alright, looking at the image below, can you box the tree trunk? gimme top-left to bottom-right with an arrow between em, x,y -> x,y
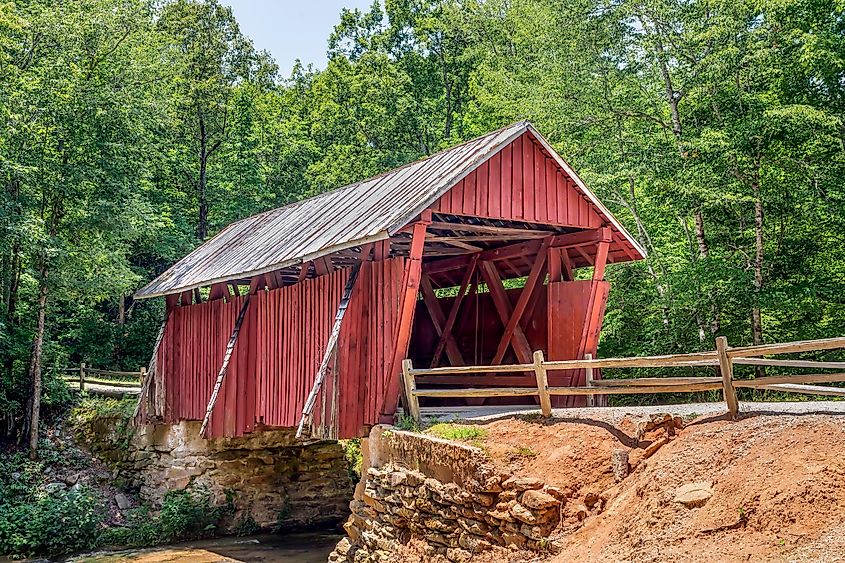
752,181 -> 764,346
118,293 -> 125,325
27,258 -> 48,459
197,116 -> 209,241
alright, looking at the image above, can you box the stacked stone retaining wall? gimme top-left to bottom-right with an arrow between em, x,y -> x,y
331,426 -> 564,562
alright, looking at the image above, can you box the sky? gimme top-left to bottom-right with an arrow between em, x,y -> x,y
225,0 -> 375,76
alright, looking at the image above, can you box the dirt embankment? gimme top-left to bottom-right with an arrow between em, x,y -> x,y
458,410 -> 845,562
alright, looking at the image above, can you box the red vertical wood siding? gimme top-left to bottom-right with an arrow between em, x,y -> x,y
546,280 -> 610,407
156,258 -> 406,439
430,132 -> 602,229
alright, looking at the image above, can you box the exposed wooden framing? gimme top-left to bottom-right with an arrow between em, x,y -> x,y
425,228 -> 611,275
315,256 -> 333,276
491,238 -> 552,365
180,290 -> 192,306
548,247 -> 562,282
426,234 -> 482,252
209,283 -> 228,301
248,274 -> 265,295
431,255 -> 479,368
419,274 -> 465,366
298,262 -> 309,282
199,296 -> 252,436
380,211 -> 431,422
193,288 -> 202,304
427,221 -> 553,238
592,239 -> 610,280
716,336 -> 739,417
574,245 -> 593,265
479,260 -> 533,364
560,249 -> 574,281
296,261 -> 363,438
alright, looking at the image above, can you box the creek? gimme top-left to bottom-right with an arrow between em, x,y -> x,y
64,532 -> 342,563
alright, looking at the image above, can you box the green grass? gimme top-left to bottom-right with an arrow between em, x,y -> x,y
425,423 -> 488,441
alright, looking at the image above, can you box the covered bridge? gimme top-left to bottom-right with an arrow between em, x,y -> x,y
134,121 -> 645,439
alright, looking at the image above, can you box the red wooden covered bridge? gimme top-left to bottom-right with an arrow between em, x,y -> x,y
134,122 -> 645,440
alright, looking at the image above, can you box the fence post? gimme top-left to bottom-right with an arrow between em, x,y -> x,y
584,353 -> 595,407
79,362 -> 86,392
533,350 -> 552,417
139,366 -> 147,385
716,336 -> 739,418
402,359 -> 422,423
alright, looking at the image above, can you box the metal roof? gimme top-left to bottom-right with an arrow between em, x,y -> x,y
135,121 -> 645,299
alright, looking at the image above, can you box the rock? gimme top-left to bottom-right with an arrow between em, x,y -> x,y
674,481 -> 713,508
502,476 -> 544,491
115,493 -> 132,510
510,503 -> 538,524
473,492 -> 496,507
63,472 -> 80,486
643,436 -> 668,459
502,531 -> 527,548
446,547 -> 472,562
521,489 -> 558,510
387,471 -> 406,487
44,482 -> 67,494
572,502 -> 589,521
583,491 -> 599,508
611,449 -> 629,482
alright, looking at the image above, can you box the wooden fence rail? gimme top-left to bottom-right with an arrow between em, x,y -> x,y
57,363 -> 145,393
402,335 -> 845,422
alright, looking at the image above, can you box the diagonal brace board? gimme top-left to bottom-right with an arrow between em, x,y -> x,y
296,261 -> 362,438
199,296 -> 252,436
419,274 -> 465,367
430,254 -> 479,368
479,260 -> 533,364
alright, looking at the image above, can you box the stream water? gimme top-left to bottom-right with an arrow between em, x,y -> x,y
64,533 -> 342,563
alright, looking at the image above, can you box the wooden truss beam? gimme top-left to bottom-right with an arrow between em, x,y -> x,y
425,227 -> 612,276
479,260 -> 533,364
490,237 -> 552,365
419,274 -> 465,367
430,254 -> 478,368
426,221 -> 553,238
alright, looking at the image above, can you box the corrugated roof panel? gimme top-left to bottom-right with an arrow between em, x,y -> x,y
135,121 -> 645,299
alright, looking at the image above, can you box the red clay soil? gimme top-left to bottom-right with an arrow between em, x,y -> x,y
448,413 -> 845,562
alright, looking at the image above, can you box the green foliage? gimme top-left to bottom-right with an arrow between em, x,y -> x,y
69,397 -> 136,450
426,423 -> 488,442
340,438 -> 363,481
394,414 -> 421,432
0,486 -> 105,558
100,487 -> 233,548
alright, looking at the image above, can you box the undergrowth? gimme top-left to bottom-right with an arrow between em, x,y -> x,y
426,423 -> 488,441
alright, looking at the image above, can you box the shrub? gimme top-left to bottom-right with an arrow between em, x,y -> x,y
0,486 -> 106,559
99,487 -> 233,548
340,438 -> 362,481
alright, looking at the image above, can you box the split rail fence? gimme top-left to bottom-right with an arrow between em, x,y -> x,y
401,336 -> 845,422
56,363 -> 144,395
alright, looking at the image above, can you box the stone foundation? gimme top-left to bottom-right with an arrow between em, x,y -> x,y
331,426 -> 563,562
81,417 -> 353,530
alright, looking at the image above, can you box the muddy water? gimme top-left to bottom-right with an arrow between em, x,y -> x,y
66,533 -> 342,563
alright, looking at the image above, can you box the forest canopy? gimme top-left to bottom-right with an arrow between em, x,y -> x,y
1,0 -> 844,441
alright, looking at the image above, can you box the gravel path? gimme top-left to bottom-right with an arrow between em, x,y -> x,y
420,400 -> 845,425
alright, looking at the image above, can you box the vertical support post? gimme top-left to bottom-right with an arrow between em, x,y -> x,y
79,362 -> 86,392
139,366 -> 147,385
402,359 -> 421,422
380,211 -> 431,423
716,336 -> 739,418
533,350 -> 552,417
584,353 -> 594,407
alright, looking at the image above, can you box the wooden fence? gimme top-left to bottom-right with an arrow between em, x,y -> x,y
401,336 -> 845,422
56,363 -> 144,395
